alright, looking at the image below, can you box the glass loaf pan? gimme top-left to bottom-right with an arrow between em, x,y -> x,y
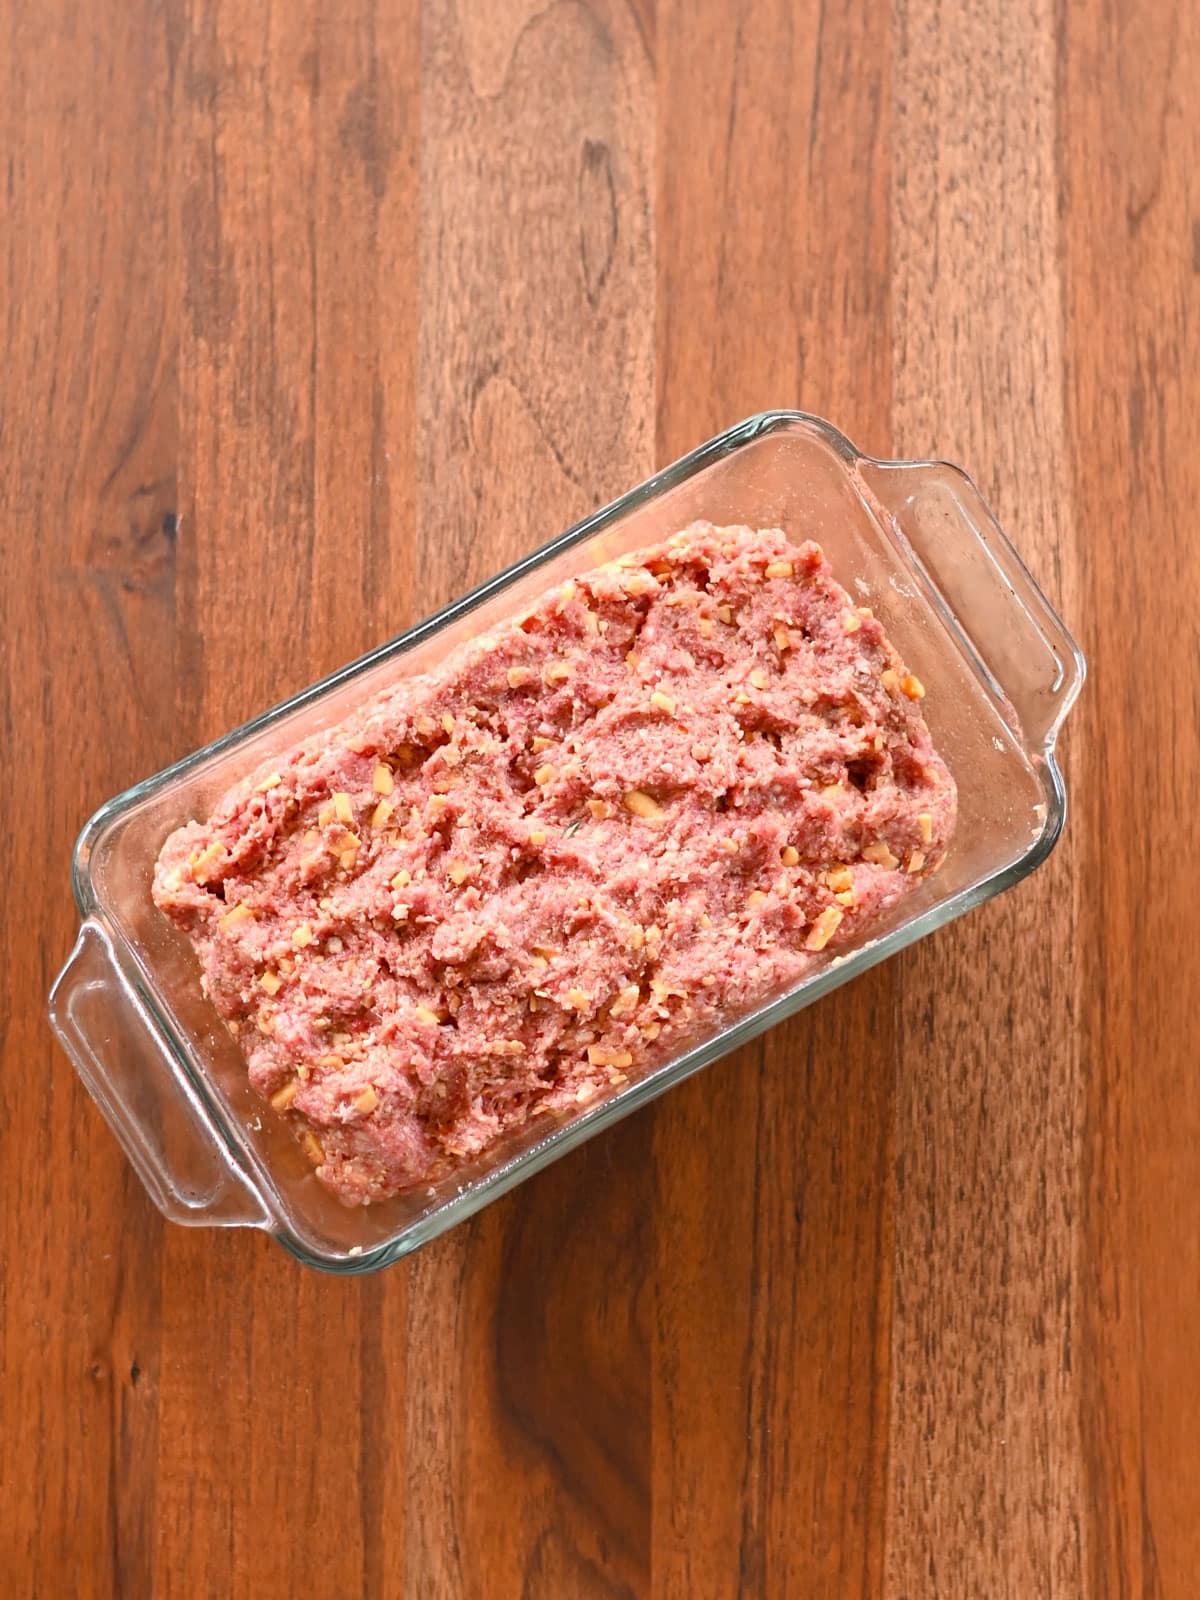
48,412 -> 1084,1273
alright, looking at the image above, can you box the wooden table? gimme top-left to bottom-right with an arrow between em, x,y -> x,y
4,1 -> 1197,1593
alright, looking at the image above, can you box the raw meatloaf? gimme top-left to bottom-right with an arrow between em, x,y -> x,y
154,523 -> 956,1204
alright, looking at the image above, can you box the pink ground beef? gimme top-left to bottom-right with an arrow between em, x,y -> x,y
154,523 -> 956,1205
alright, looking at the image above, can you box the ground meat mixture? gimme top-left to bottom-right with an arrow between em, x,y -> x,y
154,523 -> 957,1204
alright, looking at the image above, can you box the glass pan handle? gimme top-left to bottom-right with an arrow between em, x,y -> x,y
49,920 -> 268,1227
858,457 -> 1085,750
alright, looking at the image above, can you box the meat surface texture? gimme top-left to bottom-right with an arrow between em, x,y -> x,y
153,523 -> 957,1204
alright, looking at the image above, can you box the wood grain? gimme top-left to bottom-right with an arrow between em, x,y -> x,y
653,1 -> 896,1594
1,2 -> 178,1592
886,0 -> 1086,1592
1063,1 -> 1200,1594
3,0 -> 1199,1595
155,4 -> 420,1595
406,3 -> 654,1595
